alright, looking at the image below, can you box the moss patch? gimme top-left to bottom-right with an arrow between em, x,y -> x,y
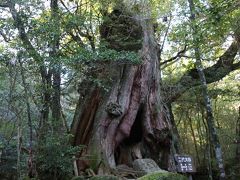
138,171 -> 188,180
72,175 -> 119,180
90,175 -> 119,180
71,176 -> 85,180
100,5 -> 143,51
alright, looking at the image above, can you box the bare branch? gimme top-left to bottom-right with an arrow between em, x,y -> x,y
0,30 -> 10,42
160,45 -> 187,66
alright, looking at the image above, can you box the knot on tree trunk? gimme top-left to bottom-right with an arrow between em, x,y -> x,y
105,102 -> 123,117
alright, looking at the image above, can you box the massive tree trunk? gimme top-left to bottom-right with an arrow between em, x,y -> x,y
70,1 -> 240,175
71,7 -> 172,174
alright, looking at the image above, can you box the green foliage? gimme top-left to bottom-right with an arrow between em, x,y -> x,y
65,48 -> 141,65
0,0 -> 240,179
71,176 -> 86,180
90,175 -> 119,180
174,71 -> 240,177
72,175 -> 119,180
37,133 -> 83,180
138,171 -> 188,180
0,143 -> 18,180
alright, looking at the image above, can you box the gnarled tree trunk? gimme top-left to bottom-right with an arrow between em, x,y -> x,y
71,6 -> 172,175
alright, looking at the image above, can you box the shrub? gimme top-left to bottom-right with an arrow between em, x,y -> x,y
36,133 -> 83,180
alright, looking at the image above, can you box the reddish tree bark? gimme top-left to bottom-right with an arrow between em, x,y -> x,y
71,10 -> 172,174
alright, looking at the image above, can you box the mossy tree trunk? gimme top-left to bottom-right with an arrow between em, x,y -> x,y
71,7 -> 172,174
70,1 -> 240,175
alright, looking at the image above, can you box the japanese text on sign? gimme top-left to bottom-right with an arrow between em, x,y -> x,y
175,155 -> 196,173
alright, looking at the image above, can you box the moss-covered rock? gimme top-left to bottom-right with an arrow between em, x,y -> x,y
138,171 -> 188,180
72,175 -> 119,180
90,175 -> 119,180
71,176 -> 86,180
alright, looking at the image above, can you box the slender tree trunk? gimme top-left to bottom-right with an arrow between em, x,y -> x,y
188,0 -> 226,179
196,103 -> 204,155
165,103 -> 179,172
235,107 -> 240,176
207,139 -> 213,180
182,112 -> 189,153
201,105 -> 213,180
18,56 -> 35,178
187,112 -> 200,164
167,103 -> 181,154
7,60 -> 22,179
17,115 -> 22,180
50,0 -> 61,130
38,71 -> 51,136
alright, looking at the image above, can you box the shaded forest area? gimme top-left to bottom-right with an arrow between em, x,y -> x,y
0,0 -> 240,179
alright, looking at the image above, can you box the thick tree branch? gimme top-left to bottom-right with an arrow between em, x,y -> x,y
165,36 -> 240,102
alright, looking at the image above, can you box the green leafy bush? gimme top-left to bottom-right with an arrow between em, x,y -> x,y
36,133 -> 83,180
0,142 -> 18,180
138,171 -> 188,180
